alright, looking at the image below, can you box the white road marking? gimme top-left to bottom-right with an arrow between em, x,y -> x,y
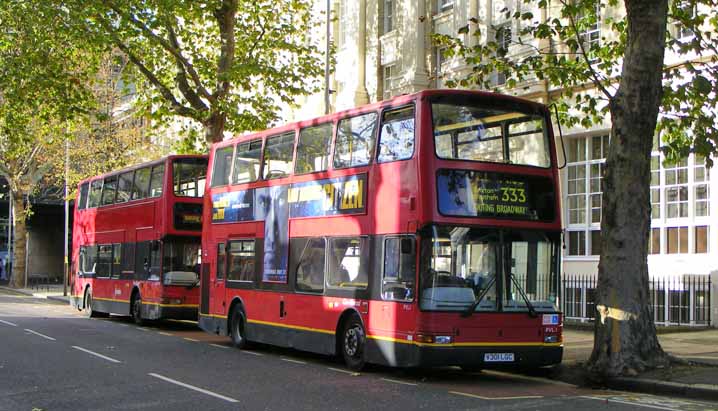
381,377 -> 418,386
241,350 -> 263,356
280,358 -> 306,365
580,395 -> 707,411
24,329 -> 56,341
183,337 -> 199,342
138,328 -> 149,332
328,367 -> 359,376
71,346 -> 122,363
450,391 -> 543,400
148,373 -> 239,403
0,319 -> 18,327
210,344 -> 229,349
482,370 -> 576,387
158,332 -> 173,336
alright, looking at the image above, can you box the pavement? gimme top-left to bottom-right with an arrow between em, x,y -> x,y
1,284 -> 716,401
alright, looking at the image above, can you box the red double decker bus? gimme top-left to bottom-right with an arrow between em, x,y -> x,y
70,155 -> 207,324
200,90 -> 563,370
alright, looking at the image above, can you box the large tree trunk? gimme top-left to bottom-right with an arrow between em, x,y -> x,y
10,194 -> 28,289
204,111 -> 227,144
588,0 -> 670,377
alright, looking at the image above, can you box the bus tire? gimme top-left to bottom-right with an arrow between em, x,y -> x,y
131,292 -> 144,326
341,314 -> 366,371
84,290 -> 107,318
229,306 -> 248,349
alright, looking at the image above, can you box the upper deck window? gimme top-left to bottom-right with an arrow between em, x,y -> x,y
295,123 -> 332,174
174,158 -> 207,197
211,147 -> 233,187
101,175 -> 118,206
377,106 -> 415,163
232,140 -> 262,184
335,113 -> 377,168
78,183 -> 89,210
88,180 -> 103,208
432,101 -> 551,168
116,171 -> 134,203
263,132 -> 295,179
131,167 -> 151,200
149,164 -> 165,197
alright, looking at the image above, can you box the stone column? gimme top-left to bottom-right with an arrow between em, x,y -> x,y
354,0 -> 370,105
409,0 -> 430,90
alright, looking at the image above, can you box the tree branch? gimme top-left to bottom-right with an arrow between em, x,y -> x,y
106,2 -> 212,101
214,0 -> 238,99
560,0 -> 614,100
166,21 -> 209,111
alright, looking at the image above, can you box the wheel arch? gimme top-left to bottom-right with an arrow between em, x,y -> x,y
334,308 -> 365,356
82,284 -> 92,309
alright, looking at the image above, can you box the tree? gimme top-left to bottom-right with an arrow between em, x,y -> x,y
435,0 -> 717,377
64,0 -> 326,146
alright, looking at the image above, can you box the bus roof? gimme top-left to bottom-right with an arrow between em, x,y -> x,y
215,89 -> 548,149
78,154 -> 207,186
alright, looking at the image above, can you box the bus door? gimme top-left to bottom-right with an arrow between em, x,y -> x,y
211,241 -> 227,316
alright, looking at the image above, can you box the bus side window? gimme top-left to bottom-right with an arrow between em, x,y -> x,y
79,246 -> 87,275
148,240 -> 161,280
216,242 -> 226,281
211,146 -> 234,187
295,123 -> 332,174
111,244 -> 122,279
135,241 -> 150,280
327,237 -> 368,289
88,180 -> 103,208
101,175 -> 118,206
295,238 -> 326,293
121,243 -> 135,279
232,140 -> 262,184
78,183 -> 89,210
96,244 -> 113,278
131,167 -> 151,200
263,132 -> 295,179
116,171 -> 134,203
149,164 -> 165,198
335,112 -> 377,169
227,240 -> 255,282
382,236 -> 416,301
377,106 -> 415,163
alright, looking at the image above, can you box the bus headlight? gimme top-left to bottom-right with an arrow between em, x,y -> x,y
544,335 -> 560,343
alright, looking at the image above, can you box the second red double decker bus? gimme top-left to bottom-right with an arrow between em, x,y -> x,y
200,89 -> 563,370
70,155 -> 207,324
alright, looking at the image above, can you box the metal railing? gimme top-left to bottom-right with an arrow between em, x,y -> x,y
562,274 -> 711,327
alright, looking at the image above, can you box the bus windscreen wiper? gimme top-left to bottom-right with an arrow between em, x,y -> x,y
461,274 -> 497,318
508,272 -> 538,318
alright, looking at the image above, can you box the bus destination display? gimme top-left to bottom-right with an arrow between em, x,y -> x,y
437,169 -> 555,221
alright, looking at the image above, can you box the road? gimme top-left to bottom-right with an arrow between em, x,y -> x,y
0,290 -> 716,411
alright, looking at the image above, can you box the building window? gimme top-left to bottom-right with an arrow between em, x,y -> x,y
650,155 -> 661,219
665,158 -> 688,218
382,64 -> 395,99
695,226 -> 708,253
438,0 -> 454,12
675,1 -> 697,40
494,23 -> 512,85
567,231 -> 586,256
666,226 -> 688,254
435,46 -> 448,78
649,228 -> 661,254
565,134 -> 607,257
694,155 -> 710,217
578,2 -> 601,52
383,0 -> 394,34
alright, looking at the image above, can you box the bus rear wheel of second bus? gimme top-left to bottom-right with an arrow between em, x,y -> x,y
341,315 -> 366,371
230,306 -> 248,349
131,293 -> 144,326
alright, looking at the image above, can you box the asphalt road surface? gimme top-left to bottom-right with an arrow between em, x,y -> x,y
1,291 -> 716,411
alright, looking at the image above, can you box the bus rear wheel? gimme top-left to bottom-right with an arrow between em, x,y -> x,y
341,315 -> 366,371
131,294 -> 144,326
230,306 -> 248,349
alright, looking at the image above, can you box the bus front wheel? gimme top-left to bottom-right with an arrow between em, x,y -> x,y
341,315 -> 366,371
230,306 -> 248,349
84,290 -> 107,318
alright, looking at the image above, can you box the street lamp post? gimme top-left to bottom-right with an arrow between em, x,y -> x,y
63,135 -> 69,296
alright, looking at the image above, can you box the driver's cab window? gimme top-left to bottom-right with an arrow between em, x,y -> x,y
421,227 -> 498,311
382,236 -> 415,301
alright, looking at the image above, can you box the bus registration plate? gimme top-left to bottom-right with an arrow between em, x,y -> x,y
484,353 -> 514,362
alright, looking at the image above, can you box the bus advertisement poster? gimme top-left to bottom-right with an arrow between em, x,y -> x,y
288,174 -> 367,218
